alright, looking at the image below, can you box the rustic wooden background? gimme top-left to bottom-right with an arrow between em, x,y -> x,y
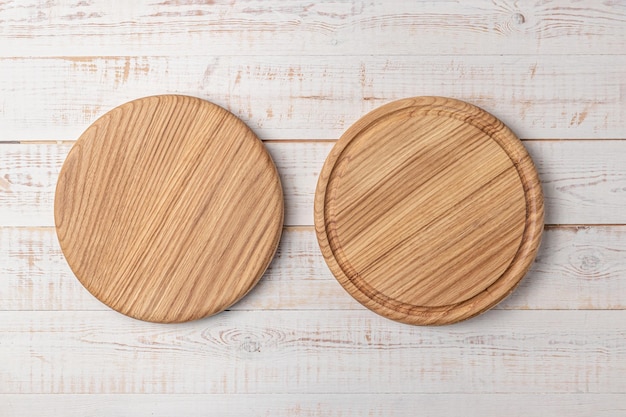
1,1 -> 625,415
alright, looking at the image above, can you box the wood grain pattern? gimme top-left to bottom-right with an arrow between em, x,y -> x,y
3,394 -> 626,417
3,226 -> 626,311
0,55 -> 624,141
0,0 -> 624,57
1,310 -> 624,394
315,97 -> 543,325
54,95 -> 283,323
3,140 -> 626,227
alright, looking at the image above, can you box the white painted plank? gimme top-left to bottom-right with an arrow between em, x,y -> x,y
2,226 -> 626,311
0,310 -> 624,394
521,226 -> 626,310
2,141 -> 626,226
2,394 -> 626,417
0,55 -> 623,141
526,141 -> 626,225
0,226 -> 358,312
0,142 -> 326,227
0,0 -> 624,57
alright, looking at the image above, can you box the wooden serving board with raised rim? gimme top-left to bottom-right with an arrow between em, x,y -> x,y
314,96 -> 544,325
54,95 -> 284,323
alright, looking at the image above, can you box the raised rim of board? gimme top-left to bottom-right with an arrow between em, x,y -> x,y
314,96 -> 544,325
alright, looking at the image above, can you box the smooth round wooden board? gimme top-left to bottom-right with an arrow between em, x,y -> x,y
315,97 -> 544,326
55,95 -> 284,323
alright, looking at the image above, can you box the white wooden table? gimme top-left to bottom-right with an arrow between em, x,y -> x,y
1,1 -> 625,415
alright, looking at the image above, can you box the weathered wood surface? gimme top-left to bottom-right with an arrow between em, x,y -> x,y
0,0 -> 624,57
2,141 -> 626,226
2,394 -> 626,417
2,226 -> 626,311
1,0 -> 625,413
0,310 -> 624,394
0,55 -> 623,141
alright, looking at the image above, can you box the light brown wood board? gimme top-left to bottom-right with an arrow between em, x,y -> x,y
315,97 -> 544,325
54,95 -> 284,323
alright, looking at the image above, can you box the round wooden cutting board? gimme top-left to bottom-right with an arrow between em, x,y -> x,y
315,97 -> 543,325
55,95 -> 284,323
